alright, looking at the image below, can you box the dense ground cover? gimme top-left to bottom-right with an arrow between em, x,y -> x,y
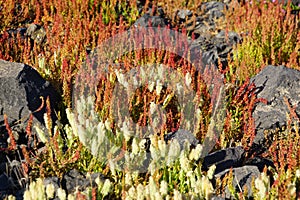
0,0 -> 300,199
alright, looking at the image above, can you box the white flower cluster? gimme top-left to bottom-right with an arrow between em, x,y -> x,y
254,172 -> 270,199
113,64 -> 197,133
21,176 -> 112,200
124,167 -> 214,200
68,95 -> 122,163
148,135 -> 181,174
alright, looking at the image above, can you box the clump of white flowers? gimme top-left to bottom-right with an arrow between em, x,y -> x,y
254,172 -> 270,199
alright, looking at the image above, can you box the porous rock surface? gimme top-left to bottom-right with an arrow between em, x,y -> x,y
251,65 -> 300,146
0,60 -> 61,198
215,165 -> 261,199
0,59 -> 60,145
133,1 -> 242,71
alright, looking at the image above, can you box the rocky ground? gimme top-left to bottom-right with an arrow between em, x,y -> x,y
1,0 -> 300,199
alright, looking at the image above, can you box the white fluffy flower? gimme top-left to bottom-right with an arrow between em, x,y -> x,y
127,186 -> 136,199
166,140 -> 180,166
125,173 -> 133,186
136,184 -> 145,200
105,120 -> 112,131
176,83 -> 184,95
156,80 -> 163,95
121,121 -> 133,141
296,169 -> 300,178
159,180 -> 168,196
115,69 -> 128,88
189,144 -> 203,161
101,179 -> 112,197
200,176 -> 214,199
207,165 -> 216,180
66,108 -> 78,137
155,192 -> 163,200
57,188 -> 66,200
149,102 -> 158,115
255,178 -> 266,198
185,72 -> 192,88
255,172 -> 270,199
173,189 -> 182,200
158,140 -> 167,157
149,176 -> 158,193
179,152 -> 190,172
148,81 -> 155,92
131,138 -> 139,155
46,184 -> 55,199
23,190 -> 31,200
139,139 -> 147,150
67,194 -> 76,200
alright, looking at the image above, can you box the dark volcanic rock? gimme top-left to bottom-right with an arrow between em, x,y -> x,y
134,8 -> 169,28
63,169 -> 104,192
43,169 -> 105,199
215,165 -> 260,198
164,129 -> 199,150
251,65 -> 300,145
202,146 -> 245,174
190,30 -> 241,70
245,157 -> 275,171
0,59 -> 61,146
200,1 -> 228,20
0,173 -> 11,191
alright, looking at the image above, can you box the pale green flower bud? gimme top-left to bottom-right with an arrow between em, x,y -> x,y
207,164 -> 216,180
288,183 -> 296,196
101,179 -> 112,197
35,125 -> 48,143
44,113 -> 52,134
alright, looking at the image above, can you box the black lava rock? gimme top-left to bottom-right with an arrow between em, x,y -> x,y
215,165 -> 261,198
202,146 -> 245,174
0,59 -> 61,147
251,65 -> 300,146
